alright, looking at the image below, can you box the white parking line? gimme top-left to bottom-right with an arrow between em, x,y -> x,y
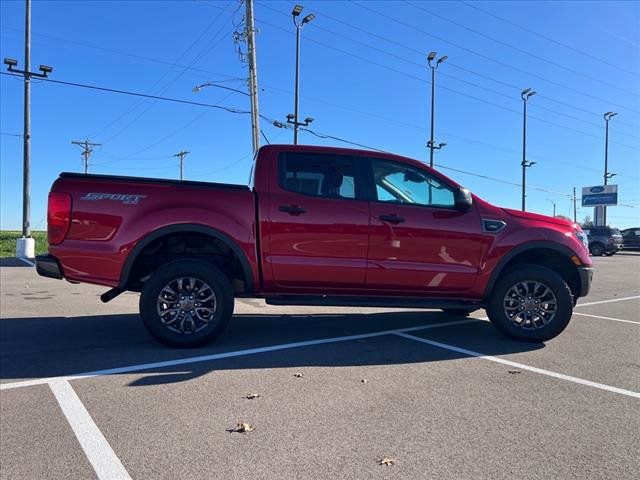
49,380 -> 132,480
573,312 -> 640,325
576,295 -> 640,307
394,332 -> 640,399
0,319 -> 478,391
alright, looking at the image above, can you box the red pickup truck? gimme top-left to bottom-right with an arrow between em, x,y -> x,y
36,144 -> 592,347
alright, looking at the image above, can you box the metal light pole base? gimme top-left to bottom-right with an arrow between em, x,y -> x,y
16,237 -> 35,259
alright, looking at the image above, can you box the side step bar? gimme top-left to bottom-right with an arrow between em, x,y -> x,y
265,295 -> 482,310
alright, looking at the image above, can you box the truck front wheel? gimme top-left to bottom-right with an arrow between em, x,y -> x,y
140,259 -> 234,348
486,265 -> 573,342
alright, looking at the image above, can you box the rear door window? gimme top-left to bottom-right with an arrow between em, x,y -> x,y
280,153 -> 359,199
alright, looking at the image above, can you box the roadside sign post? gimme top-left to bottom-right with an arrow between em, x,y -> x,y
581,185 -> 618,226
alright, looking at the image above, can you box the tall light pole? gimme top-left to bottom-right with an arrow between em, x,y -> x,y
603,111 -> 617,226
289,4 -> 315,144
521,88 -> 536,211
546,198 -> 556,217
3,0 -> 53,258
427,51 -> 447,168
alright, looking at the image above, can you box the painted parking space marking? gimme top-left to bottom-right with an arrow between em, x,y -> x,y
573,311 -> 640,325
394,332 -> 640,399
0,319 -> 478,391
49,380 -> 132,480
575,295 -> 640,307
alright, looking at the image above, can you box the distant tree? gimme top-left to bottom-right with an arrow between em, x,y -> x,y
582,216 -> 594,228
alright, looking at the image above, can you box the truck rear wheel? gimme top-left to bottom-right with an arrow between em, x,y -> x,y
140,259 -> 234,348
486,264 -> 573,342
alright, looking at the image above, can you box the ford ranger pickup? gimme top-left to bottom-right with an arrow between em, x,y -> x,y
36,144 -> 593,347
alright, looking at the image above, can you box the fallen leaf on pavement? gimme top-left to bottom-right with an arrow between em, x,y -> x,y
379,457 -> 395,466
508,370 -> 522,375
293,373 -> 304,378
361,379 -> 368,383
227,422 -> 255,433
245,393 -> 260,399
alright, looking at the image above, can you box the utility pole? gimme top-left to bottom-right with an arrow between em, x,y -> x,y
71,139 -> 101,174
174,150 -> 189,180
603,111 -> 617,226
572,187 -> 577,223
245,0 -> 260,155
520,88 -> 537,211
3,0 -> 53,258
288,5 -> 315,144
427,51 -> 447,168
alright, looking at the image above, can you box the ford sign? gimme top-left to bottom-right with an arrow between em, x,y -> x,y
582,185 -> 618,207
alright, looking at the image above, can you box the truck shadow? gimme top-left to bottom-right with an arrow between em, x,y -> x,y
0,311 -> 544,386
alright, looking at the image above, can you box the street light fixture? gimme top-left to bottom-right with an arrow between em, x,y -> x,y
546,198 -> 556,217
427,51 -> 447,167
288,4 -> 315,145
520,87 -> 537,211
192,81 -> 248,96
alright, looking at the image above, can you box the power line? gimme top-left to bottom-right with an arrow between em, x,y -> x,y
405,0 -> 639,95
3,69 -> 635,179
291,2 -> 639,131
0,71 -> 250,114
0,24 -> 244,82
6,11 -> 637,132
260,6 -> 639,140
350,1 -> 640,115
459,0 -> 640,78
88,2 -> 238,143
253,17 -> 639,149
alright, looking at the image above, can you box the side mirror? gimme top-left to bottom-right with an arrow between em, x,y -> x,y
454,187 -> 473,211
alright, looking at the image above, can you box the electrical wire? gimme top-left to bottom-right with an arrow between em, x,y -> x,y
290,2 -> 639,131
350,1 -> 640,115
258,5 -> 639,140
0,71 -> 250,114
405,0 -> 639,95
460,0 -> 640,78
254,17 -> 640,149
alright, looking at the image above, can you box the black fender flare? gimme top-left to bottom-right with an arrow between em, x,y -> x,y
483,241 -> 579,298
119,223 -> 255,293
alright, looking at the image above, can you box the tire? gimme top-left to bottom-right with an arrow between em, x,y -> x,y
441,308 -> 479,317
605,252 -> 616,256
486,264 -> 573,342
140,259 -> 234,348
589,242 -> 605,256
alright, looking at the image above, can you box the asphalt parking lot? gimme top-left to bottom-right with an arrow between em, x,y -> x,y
1,253 -> 639,480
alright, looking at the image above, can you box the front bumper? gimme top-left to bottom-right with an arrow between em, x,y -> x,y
577,266 -> 593,297
607,243 -> 623,253
35,254 -> 63,280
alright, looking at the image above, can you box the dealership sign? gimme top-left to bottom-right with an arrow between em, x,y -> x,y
581,185 -> 618,206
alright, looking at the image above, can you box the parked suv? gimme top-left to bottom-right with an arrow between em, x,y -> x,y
622,228 -> 640,250
583,226 -> 623,256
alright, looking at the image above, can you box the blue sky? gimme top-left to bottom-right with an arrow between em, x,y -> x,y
1,0 -> 639,231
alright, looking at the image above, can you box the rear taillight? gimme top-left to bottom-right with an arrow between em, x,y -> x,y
48,192 -> 72,245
